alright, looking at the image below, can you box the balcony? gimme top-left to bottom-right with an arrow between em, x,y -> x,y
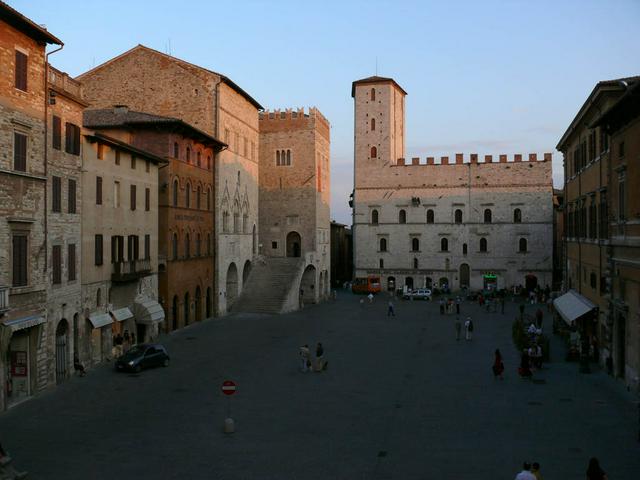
0,286 -> 9,315
112,259 -> 152,283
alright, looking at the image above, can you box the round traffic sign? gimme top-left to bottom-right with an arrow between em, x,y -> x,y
222,380 -> 236,396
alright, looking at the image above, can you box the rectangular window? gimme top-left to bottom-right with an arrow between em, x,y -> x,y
145,187 -> 150,211
68,178 -> 76,213
52,245 -> 62,284
599,191 -> 608,239
114,181 -> 120,208
68,244 -> 76,281
130,184 -> 137,211
52,116 -> 61,150
145,159 -> 150,173
12,234 -> 28,287
127,235 -> 139,261
131,155 -> 136,169
97,143 -> 104,160
115,150 -> 120,165
619,141 -> 625,158
272,241 -> 278,249
13,132 -> 27,171
65,123 -> 80,155
52,176 -> 62,212
96,176 -> 102,205
15,50 -> 27,91
144,234 -> 150,260
95,234 -> 103,266
619,177 -> 626,221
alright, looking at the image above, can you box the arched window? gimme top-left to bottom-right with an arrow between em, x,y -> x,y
370,87 -> 375,101
207,188 -> 211,211
412,238 -> 419,251
441,238 -> 448,251
172,233 -> 178,260
371,209 -> 379,225
514,208 -> 522,223
371,118 -> 376,131
207,233 -> 211,256
173,179 -> 179,207
185,233 -> 190,258
480,237 -> 488,252
427,209 -> 434,224
186,147 -> 191,163
196,151 -> 201,167
379,238 -> 387,252
196,186 -> 201,209
519,238 -> 527,253
196,233 -> 201,256
413,258 -> 418,269
484,208 -> 492,223
185,183 -> 191,208
455,209 -> 463,224
379,258 -> 384,269
276,150 -> 281,166
223,211 -> 229,233
286,150 -> 291,166
463,243 -> 468,255
173,142 -> 179,158
371,146 -> 377,158
207,155 -> 211,170
399,209 -> 406,224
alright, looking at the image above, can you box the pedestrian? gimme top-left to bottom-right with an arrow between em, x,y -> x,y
439,298 -> 445,315
123,330 -> 131,352
500,297 -> 505,314
535,308 -> 543,328
519,349 -> 532,378
455,296 -> 461,314
586,457 -> 608,480
299,344 -> 310,372
73,353 -> 86,377
455,316 -> 461,341
531,462 -> 542,480
131,332 -> 136,346
315,342 -> 326,371
367,292 -> 374,304
332,290 -> 337,301
492,349 -> 504,379
514,462 -> 536,480
464,317 -> 473,340
387,300 -> 395,317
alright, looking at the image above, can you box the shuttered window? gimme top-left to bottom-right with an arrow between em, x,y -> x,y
130,184 -> 137,211
65,123 -> 80,155
52,245 -> 62,284
96,176 -> 102,205
15,50 -> 27,91
145,188 -> 150,211
52,116 -> 62,150
95,234 -> 103,265
144,234 -> 150,260
68,179 -> 77,213
68,244 -> 76,281
52,176 -> 62,212
12,235 -> 28,286
14,132 -> 27,171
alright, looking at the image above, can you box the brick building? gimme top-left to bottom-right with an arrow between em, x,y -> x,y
84,107 -> 226,331
556,77 -> 639,384
351,76 -> 553,293
76,45 -> 262,315
0,3 -> 62,411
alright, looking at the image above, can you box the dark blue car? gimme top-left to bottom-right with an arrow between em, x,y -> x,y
115,344 -> 170,373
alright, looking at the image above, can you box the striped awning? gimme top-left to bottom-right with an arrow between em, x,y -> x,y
110,307 -> 133,322
88,312 -> 113,329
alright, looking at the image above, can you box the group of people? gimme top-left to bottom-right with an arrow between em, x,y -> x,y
299,342 -> 327,373
454,316 -> 474,341
515,458 -> 607,480
111,330 -> 136,359
439,296 -> 461,315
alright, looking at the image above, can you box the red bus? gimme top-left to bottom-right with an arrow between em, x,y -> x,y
351,276 -> 382,294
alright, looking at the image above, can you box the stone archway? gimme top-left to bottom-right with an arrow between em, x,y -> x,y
299,265 -> 317,306
226,263 -> 239,309
184,292 -> 190,326
195,286 -> 202,322
525,274 -> 538,292
286,231 -> 302,258
55,319 -> 69,384
206,287 -> 212,319
460,264 -> 470,289
242,260 -> 252,286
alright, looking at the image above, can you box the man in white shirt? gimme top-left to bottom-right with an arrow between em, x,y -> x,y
515,462 -> 536,480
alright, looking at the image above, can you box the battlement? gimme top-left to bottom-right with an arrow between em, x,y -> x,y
259,107 -> 330,139
395,152 -> 553,167
260,107 -> 329,125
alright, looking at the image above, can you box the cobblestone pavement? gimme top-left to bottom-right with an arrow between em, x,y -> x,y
1,292 -> 639,479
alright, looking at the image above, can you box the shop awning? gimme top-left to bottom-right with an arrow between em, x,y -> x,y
132,297 -> 165,325
2,314 -> 46,332
88,312 -> 113,329
553,290 -> 597,325
110,307 -> 133,322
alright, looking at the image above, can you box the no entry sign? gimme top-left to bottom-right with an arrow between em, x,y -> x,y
222,380 -> 236,396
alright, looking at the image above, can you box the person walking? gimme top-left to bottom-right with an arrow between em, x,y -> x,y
315,342 -> 325,372
586,457 -> 608,480
531,462 -> 543,480
464,317 -> 473,340
455,316 -> 462,341
367,293 -> 374,304
492,349 -> 504,379
299,344 -> 310,372
387,300 -> 395,317
455,296 -> 461,314
73,353 -> 86,377
439,298 -> 445,315
514,462 -> 536,480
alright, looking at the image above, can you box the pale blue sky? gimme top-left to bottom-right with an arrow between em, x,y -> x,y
15,0 -> 640,224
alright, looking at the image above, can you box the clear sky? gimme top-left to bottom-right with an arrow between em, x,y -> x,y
14,0 -> 640,224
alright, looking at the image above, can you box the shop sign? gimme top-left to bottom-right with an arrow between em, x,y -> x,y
10,351 -> 28,377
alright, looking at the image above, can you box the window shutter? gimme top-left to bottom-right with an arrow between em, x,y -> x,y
52,116 -> 61,150
12,235 -> 28,286
52,245 -> 61,284
145,188 -> 150,211
145,234 -> 150,260
15,51 -> 27,91
96,176 -> 102,205
68,179 -> 76,213
130,185 -> 136,211
52,176 -> 61,212
73,124 -> 80,155
68,244 -> 76,281
111,236 -> 117,264
14,132 -> 27,171
95,234 -> 103,266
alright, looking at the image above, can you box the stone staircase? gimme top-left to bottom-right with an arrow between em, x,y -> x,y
233,257 -> 305,314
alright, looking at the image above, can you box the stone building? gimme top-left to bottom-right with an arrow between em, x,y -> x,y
84,107 -> 226,331
45,66 -> 86,385
255,108 -> 331,306
351,76 -> 553,293
76,45 -> 262,315
556,77 -> 639,385
592,78 -> 640,390
79,129 -> 165,365
0,4 -> 62,411
330,221 -> 353,289
553,188 -> 565,290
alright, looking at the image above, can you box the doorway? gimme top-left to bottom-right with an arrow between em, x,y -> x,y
286,231 -> 302,257
459,264 -> 470,289
616,313 -> 626,378
55,319 -> 69,384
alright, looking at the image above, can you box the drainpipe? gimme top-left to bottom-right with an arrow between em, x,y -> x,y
214,81 -> 220,317
44,43 -> 64,272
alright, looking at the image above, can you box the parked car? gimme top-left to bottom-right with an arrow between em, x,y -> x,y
402,288 -> 432,301
115,344 -> 170,373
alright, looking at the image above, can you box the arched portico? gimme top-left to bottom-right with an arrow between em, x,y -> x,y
299,265 -> 317,306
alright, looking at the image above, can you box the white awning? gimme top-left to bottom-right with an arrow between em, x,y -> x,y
553,290 -> 597,325
3,314 -> 46,332
110,307 -> 133,322
132,297 -> 165,325
88,312 -> 113,329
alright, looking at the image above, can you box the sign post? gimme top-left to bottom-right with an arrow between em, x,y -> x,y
221,380 -> 236,434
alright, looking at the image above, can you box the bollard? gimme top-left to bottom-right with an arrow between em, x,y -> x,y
224,417 -> 235,434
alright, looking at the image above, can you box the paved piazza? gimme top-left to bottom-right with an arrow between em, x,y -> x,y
2,293 -> 639,480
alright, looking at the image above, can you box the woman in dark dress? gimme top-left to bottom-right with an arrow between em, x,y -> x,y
492,349 -> 504,379
519,349 -> 532,377
586,457 -> 608,480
